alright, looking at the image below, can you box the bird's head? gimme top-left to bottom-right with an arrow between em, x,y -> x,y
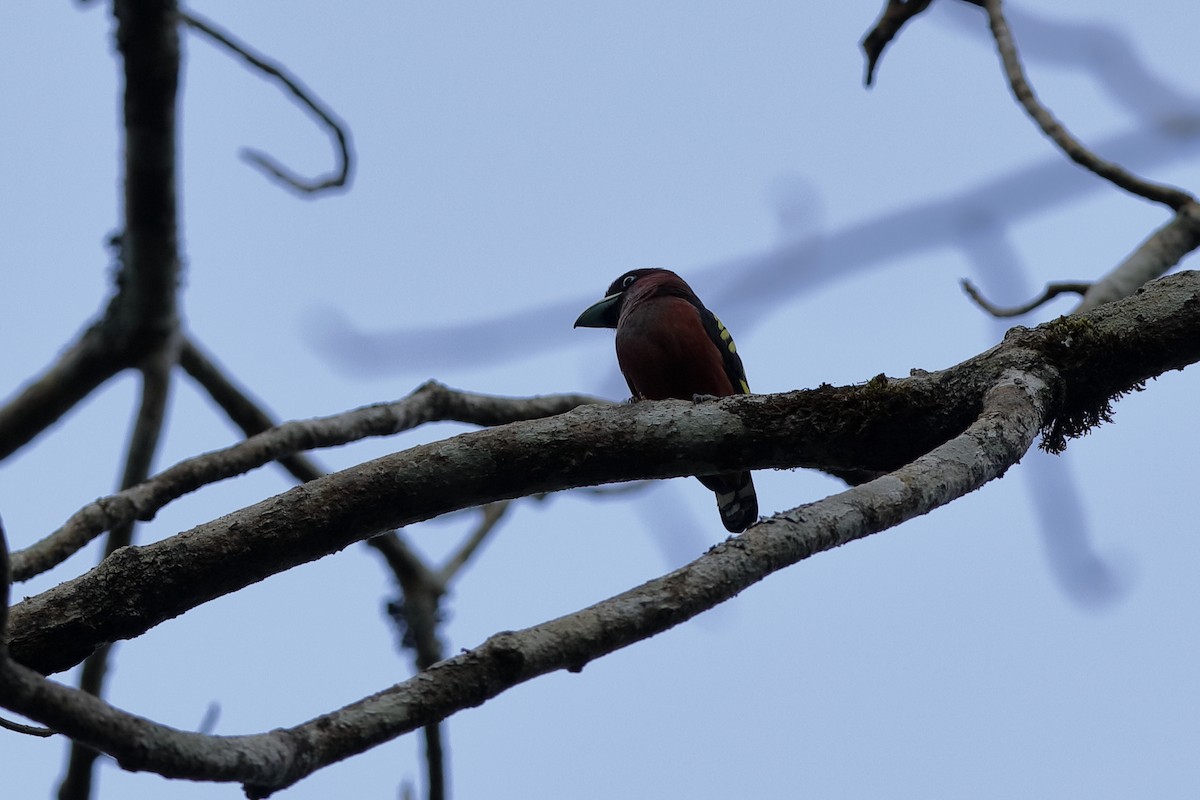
573,268 -> 688,329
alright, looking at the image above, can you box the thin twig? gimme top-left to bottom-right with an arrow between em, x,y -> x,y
422,722 -> 446,800
1,715 -> 55,737
1074,202 -> 1200,313
984,0 -> 1194,210
960,279 -> 1090,317
179,8 -> 353,195
438,502 -> 511,584
372,531 -> 448,800
179,338 -> 324,483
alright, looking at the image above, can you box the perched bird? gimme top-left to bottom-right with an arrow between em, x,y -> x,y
574,268 -> 758,532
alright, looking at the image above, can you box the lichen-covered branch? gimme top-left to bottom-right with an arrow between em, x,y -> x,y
7,270 -> 1200,677
0,363 -> 1052,797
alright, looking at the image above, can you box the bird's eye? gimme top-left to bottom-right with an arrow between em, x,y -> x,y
622,274 -> 637,288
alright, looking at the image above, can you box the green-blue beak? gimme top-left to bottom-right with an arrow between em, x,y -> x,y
573,293 -> 622,329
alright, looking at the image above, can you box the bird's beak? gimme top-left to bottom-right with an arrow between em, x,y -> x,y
573,293 -> 622,329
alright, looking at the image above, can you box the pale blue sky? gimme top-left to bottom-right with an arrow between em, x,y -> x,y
3,2 -> 1199,798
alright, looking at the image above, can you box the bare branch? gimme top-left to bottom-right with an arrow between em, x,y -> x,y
420,723 -> 446,800
0,326 -> 127,461
0,367 -> 1051,797
59,351 -> 175,800
9,270 -> 1200,678
374,505 -> 514,800
860,0 -> 933,86
438,502 -> 511,584
1074,203 -> 1200,312
106,353 -> 176,557
117,0 -> 183,335
984,0 -> 1195,210
238,366 -> 1052,799
959,203 -> 1200,319
185,339 -> 453,800
0,0 -> 183,464
0,519 -> 53,738
180,337 -> 324,482
0,517 -> 10,646
961,278 -> 1090,317
372,531 -> 449,800
179,8 -> 353,195
11,372 -> 603,582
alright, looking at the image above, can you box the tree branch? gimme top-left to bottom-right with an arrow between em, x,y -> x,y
0,326 -> 129,461
8,270 -> 1200,677
984,0 -> 1195,210
860,0 -> 933,86
0,521 -> 53,739
375,531 -> 449,800
0,365 -> 1053,797
1074,203 -> 1200,312
179,337 -> 326,482
115,0 -> 182,336
374,501 -> 510,800
0,0 -> 183,464
11,374 -> 604,582
184,335 -> 464,800
58,351 -> 175,800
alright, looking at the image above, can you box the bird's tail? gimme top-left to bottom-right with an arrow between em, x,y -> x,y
699,472 -> 758,533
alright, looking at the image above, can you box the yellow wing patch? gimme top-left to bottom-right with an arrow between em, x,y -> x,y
713,315 -> 751,394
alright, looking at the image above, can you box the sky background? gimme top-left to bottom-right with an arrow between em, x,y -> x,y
3,1 -> 1200,798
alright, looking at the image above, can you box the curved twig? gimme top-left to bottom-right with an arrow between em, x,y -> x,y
179,8 -> 353,195
984,0 -> 1194,210
960,278 -> 1090,317
0,715 -> 54,737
